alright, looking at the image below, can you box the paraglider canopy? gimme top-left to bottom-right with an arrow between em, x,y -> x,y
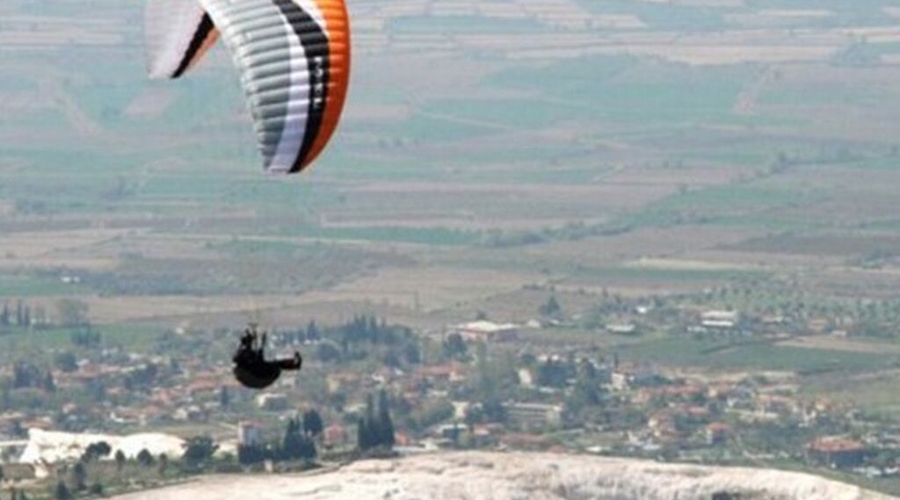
144,0 -> 352,174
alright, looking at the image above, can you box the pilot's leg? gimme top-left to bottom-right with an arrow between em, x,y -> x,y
275,352 -> 302,371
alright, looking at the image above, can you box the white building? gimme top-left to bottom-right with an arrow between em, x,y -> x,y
518,368 -> 535,388
256,393 -> 289,411
454,321 -> 519,341
606,323 -> 637,335
504,403 -> 563,430
701,310 -> 740,330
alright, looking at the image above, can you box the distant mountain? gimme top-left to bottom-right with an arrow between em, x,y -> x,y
109,451 -> 895,500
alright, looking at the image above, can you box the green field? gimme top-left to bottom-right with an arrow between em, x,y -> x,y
0,275 -> 89,297
620,337 -> 900,373
1,0 -> 900,356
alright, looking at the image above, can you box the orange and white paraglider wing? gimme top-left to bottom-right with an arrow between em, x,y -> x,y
197,0 -> 352,174
145,0 -> 220,79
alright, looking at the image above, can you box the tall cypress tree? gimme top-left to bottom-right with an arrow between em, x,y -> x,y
219,386 -> 230,409
303,409 -> 324,439
54,481 -> 72,500
307,320 -> 320,341
71,462 -> 87,491
377,389 -> 395,448
282,418 -> 302,460
356,417 -> 370,451
364,393 -> 377,440
369,316 -> 379,344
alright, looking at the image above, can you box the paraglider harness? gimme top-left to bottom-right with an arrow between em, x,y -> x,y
232,324 -> 302,389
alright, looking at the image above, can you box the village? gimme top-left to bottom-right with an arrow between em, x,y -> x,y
1,287 -> 899,498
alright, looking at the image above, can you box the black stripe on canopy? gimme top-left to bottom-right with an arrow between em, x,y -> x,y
173,13 -> 215,79
271,0 -> 330,173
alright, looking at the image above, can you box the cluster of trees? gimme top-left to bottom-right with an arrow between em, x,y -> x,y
122,364 -> 160,392
238,410 -> 324,466
442,333 -> 467,360
307,316 -> 420,368
577,291 -> 662,331
51,442 -> 112,500
538,296 -> 562,319
181,436 -> 218,469
278,418 -> 317,462
53,352 -> 79,373
276,320 -> 322,345
81,442 -> 112,462
479,221 -> 631,249
357,390 -> 395,452
463,401 -> 506,428
233,316 -> 425,370
519,353 -> 608,421
70,328 -> 101,348
70,327 -> 103,349
337,315 -> 412,348
0,300 -> 46,330
683,281 -> 900,339
535,358 -> 572,389
470,342 -> 515,425
11,363 -> 55,392
0,299 -> 94,332
47,440 -> 176,500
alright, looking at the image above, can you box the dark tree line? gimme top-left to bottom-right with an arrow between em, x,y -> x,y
70,328 -> 101,348
238,410 -> 323,466
293,316 -> 421,367
0,300 -> 30,329
275,320 -> 322,345
279,417 -> 317,462
182,436 -> 218,470
536,358 -> 573,389
12,362 -> 55,392
442,333 -> 468,360
339,315 -> 399,346
272,316 -> 411,349
538,295 -> 562,319
81,441 -> 111,462
122,363 -> 160,392
357,390 -> 395,452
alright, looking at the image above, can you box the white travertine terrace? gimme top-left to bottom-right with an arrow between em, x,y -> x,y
109,451 -> 897,500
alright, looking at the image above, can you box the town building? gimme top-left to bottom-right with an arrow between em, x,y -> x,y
701,310 -> 740,330
453,321 -> 519,342
256,393 -> 289,411
807,437 -> 869,468
504,403 -> 563,430
706,423 -> 731,446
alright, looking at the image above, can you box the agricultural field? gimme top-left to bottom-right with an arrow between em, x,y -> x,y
2,0 -> 900,396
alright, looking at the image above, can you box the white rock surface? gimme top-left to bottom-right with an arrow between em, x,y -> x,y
20,429 -> 185,464
108,451 -> 898,500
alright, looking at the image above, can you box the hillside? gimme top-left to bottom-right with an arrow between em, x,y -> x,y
108,451 -> 897,500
